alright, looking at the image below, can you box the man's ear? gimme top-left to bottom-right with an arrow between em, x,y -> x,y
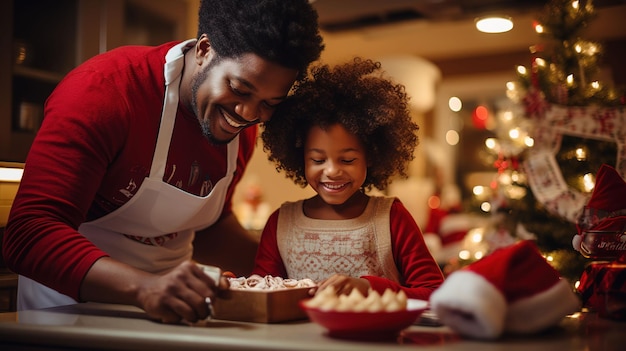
195,34 -> 212,63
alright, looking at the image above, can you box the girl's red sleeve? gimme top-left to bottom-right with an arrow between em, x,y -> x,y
363,199 -> 445,300
251,209 -> 288,278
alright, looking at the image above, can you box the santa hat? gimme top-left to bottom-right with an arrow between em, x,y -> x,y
430,240 -> 581,339
586,164 -> 626,213
573,164 -> 626,252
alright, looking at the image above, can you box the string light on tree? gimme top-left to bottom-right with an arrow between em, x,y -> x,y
516,0 -> 624,107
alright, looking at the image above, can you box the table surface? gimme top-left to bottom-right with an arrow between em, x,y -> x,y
0,302 -> 624,351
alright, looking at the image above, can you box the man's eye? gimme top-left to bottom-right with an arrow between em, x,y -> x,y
263,101 -> 280,108
230,83 -> 247,96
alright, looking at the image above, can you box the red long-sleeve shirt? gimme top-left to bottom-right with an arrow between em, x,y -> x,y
253,199 -> 444,300
3,41 -> 256,300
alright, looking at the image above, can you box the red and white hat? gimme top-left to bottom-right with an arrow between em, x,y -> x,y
573,164 -> 626,254
430,240 -> 581,339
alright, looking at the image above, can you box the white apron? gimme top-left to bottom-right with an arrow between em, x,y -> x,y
18,40 -> 239,310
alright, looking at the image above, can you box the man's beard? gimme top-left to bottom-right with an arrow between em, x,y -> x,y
190,58 -> 229,145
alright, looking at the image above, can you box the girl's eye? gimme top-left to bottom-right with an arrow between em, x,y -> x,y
342,159 -> 356,164
310,158 -> 324,164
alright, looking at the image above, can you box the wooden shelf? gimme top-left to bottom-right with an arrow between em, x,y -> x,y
13,65 -> 64,85
0,0 -> 193,162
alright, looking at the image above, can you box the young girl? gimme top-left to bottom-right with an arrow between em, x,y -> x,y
252,58 -> 444,300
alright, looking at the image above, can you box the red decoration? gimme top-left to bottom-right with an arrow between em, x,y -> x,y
522,88 -> 549,118
494,153 -> 519,174
577,258 -> 626,320
472,105 -> 489,129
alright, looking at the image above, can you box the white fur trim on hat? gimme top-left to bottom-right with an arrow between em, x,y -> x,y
430,270 -> 507,339
506,278 -> 581,333
439,214 -> 474,235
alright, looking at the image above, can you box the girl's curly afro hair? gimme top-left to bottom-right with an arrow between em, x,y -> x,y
261,57 -> 419,191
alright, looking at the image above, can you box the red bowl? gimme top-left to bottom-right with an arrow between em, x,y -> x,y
299,299 -> 428,340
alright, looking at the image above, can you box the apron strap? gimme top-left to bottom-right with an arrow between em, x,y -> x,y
150,40 -> 194,179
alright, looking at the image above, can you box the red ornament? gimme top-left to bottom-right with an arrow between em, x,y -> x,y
472,105 -> 489,129
523,88 -> 548,118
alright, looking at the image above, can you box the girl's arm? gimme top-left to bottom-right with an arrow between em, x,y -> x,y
251,209 -> 289,278
363,199 -> 445,300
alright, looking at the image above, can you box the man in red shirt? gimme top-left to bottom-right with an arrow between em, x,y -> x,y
2,0 -> 323,324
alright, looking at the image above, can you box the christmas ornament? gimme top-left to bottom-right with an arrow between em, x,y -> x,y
572,164 -> 626,320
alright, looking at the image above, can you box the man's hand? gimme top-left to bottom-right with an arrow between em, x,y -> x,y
80,258 -> 229,324
136,261 -> 229,323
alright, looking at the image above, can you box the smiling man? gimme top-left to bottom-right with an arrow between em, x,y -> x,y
2,0 -> 323,324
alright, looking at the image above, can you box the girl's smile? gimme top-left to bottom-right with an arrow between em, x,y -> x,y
303,124 -> 369,218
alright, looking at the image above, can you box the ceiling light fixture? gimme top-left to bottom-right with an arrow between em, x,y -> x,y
475,16 -> 513,33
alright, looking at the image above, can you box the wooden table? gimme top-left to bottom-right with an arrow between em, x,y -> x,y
0,272 -> 17,312
0,302 -> 623,351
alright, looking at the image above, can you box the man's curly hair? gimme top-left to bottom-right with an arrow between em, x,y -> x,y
197,0 -> 324,79
261,57 -> 419,191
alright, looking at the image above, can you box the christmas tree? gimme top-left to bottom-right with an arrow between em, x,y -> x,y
517,0 -> 623,107
462,0 -> 625,284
